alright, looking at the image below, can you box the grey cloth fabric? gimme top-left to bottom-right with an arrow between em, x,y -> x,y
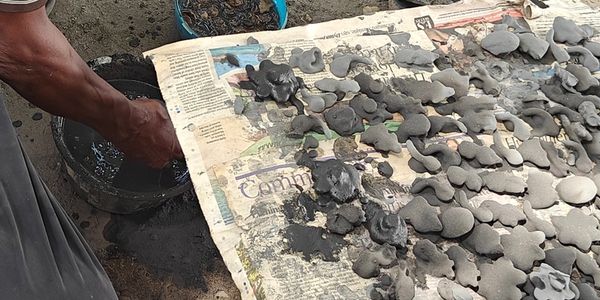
0,97 -> 118,300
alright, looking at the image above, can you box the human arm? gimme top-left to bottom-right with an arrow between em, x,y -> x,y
0,6 -> 182,168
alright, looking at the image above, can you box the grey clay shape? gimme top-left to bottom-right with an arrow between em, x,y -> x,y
303,135 -> 319,150
329,53 -> 373,78
500,225 -> 546,271
455,190 -> 493,222
523,200 -> 557,238
365,203 -> 408,248
360,124 -> 402,153
566,64 -> 599,92
576,282 -> 600,300
413,239 -> 455,279
447,166 -> 483,192
491,131 -> 524,165
488,61 -> 511,81
446,245 -> 480,288
529,263 -> 577,300
575,249 -> 600,288
440,207 -> 475,238
323,106 -> 364,136
521,108 -> 561,137
431,68 -> 470,98
481,30 -> 520,56
352,244 -> 396,279
311,159 -> 361,203
546,28 -> 570,63
395,114 -> 431,143
233,98 -> 246,115
556,176 -> 597,205
394,47 -> 439,68
458,141 -> 502,167
314,78 -> 361,93
349,94 -> 393,124
354,73 -> 427,118
289,47 -> 325,74
584,40 -> 600,56
470,61 -> 500,96
437,278 -> 473,300
541,83 -> 600,110
410,177 -> 455,202
552,209 -> 600,251
482,171 -> 528,194
478,258 -> 527,300
406,140 -> 442,173
391,78 -> 455,104
540,140 -> 571,178
427,116 -> 468,137
552,62 -> 579,93
553,17 -> 587,45
563,140 -> 594,173
435,95 -> 496,116
397,196 -> 442,233
463,223 -> 504,256
326,204 -> 364,235
518,32 -> 550,60
518,139 -> 551,168
480,200 -> 526,226
496,112 -> 531,141
459,111 -> 497,134
547,103 -> 584,123
392,264 -> 415,300
419,143 -> 462,170
377,161 -> 394,178
300,88 -> 337,113
545,247 -> 577,275
567,46 -> 600,71
524,171 -> 559,209
289,115 -> 325,138
579,101 -> 600,127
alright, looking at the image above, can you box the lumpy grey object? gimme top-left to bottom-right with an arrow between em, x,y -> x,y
446,245 -> 480,288
567,64 -> 599,92
431,68 -> 470,98
428,116 -> 467,137
500,225 -> 546,271
303,136 -> 319,150
366,203 -> 408,247
547,103 -> 584,123
398,196 -> 442,233
406,140 -> 441,173
553,17 -> 587,45
349,94 -> 393,124
481,30 -> 520,56
518,139 -> 551,168
458,141 -> 502,167
447,166 -> 483,192
329,53 -> 373,78
389,32 -> 411,46
360,124 -> 402,153
563,140 -> 594,173
437,278 -> 473,300
470,61 -> 500,96
529,263 -> 576,300
478,258 -> 527,300
496,112 -> 531,141
394,48 -> 439,67
482,172 -> 527,194
540,140 -> 570,177
410,177 -> 455,202
567,46 -> 600,71
546,28 -> 570,63
584,40 -> 600,57
455,190 -> 493,222
352,244 -> 396,278
575,249 -> 600,288
488,61 -> 511,81
247,36 -> 259,44
552,209 -> 600,251
0,98 -> 118,299
524,171 -> 559,209
395,114 -> 431,143
541,84 -> 600,110
289,115 -> 324,138
581,24 -> 595,39
420,143 -> 462,170
553,62 -> 580,93
233,97 -> 245,115
377,161 -> 394,178
556,176 -> 597,205
311,159 -> 361,203
491,131 -> 523,165
391,78 -> 455,104
523,200 -> 556,238
579,101 -> 600,127
323,106 -> 364,136
459,111 -> 497,134
393,264 -> 416,300
502,14 -> 530,33
463,223 -> 504,256
435,95 -> 496,116
326,204 -> 364,235
314,78 -> 361,93
413,239 -> 455,279
440,207 -> 475,238
545,247 -> 577,275
288,47 -> 325,74
480,200 -> 526,227
577,282 -> 600,300
518,33 -> 550,60
561,116 -> 593,144
300,88 -> 337,113
584,131 -> 600,162
521,108 -> 561,137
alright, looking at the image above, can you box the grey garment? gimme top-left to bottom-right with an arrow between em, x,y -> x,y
0,98 -> 118,300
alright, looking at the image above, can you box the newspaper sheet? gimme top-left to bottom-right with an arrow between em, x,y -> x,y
145,0 -> 600,299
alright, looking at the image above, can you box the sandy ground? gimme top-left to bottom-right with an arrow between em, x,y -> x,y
3,0 -> 599,299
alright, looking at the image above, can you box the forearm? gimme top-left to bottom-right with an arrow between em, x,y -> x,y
0,8 -> 137,140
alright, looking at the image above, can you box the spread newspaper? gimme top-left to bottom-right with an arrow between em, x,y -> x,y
144,0 -> 600,298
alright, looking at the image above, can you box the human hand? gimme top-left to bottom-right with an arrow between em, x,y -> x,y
104,98 -> 184,169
